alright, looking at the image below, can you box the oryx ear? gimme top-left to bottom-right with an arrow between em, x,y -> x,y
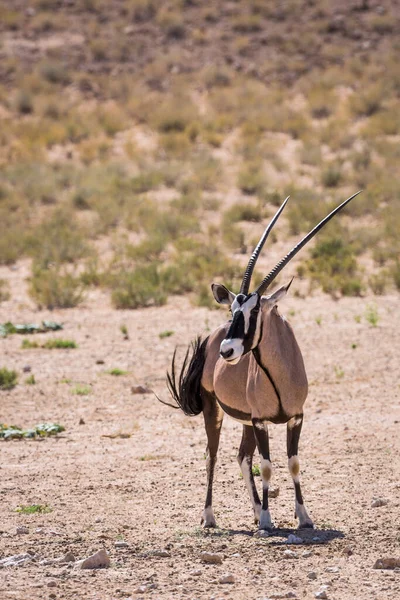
211,283 -> 236,305
264,278 -> 294,305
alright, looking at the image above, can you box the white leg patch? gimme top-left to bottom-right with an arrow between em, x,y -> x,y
259,508 -> 273,530
202,506 -> 216,528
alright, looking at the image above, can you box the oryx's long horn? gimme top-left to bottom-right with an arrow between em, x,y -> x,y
255,191 -> 362,296
240,196 -> 290,295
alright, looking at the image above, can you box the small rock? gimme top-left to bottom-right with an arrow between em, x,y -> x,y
152,550 -> 170,557
231,552 -> 241,557
23,365 -> 31,373
283,549 -> 298,559
47,581 -> 57,588
96,359 -> 105,364
325,566 -> 339,573
0,553 -> 33,568
95,517 -> 102,523
200,552 -> 223,564
302,550 -> 313,558
373,557 -> 400,570
75,549 -> 110,570
35,528 -> 45,534
371,498 -> 388,508
16,526 -> 29,535
308,572 -> 317,580
115,541 -> 129,549
131,385 -> 152,394
254,529 -> 271,538
315,592 -> 328,599
219,573 -> 235,584
79,418 -> 85,425
134,585 -> 147,593
312,536 -> 321,542
287,534 -> 302,545
342,546 -> 353,556
190,569 -> 202,576
268,486 -> 280,498
59,552 -> 75,563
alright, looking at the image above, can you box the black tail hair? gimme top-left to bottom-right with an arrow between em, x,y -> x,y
166,336 -> 209,416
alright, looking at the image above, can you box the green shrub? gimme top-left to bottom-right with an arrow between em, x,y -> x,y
39,61 -> 70,85
237,164 -> 266,196
15,90 -> 34,114
368,272 -> 388,295
321,164 -> 342,188
0,368 -> 18,390
306,231 -> 363,297
0,280 -> 10,302
43,339 -> 77,349
111,264 -> 167,309
29,267 -> 84,309
349,85 -> 384,117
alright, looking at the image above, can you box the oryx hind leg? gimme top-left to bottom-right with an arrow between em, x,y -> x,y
287,415 -> 314,529
201,390 -> 223,528
237,425 -> 261,524
252,419 -> 274,531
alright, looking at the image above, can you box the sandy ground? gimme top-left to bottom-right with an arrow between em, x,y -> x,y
0,277 -> 399,600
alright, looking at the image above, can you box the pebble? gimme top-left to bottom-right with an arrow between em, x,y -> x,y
134,585 -> 147,593
75,549 -> 110,570
373,557 -> 400,570
132,385 -> 152,394
371,498 -> 389,508
254,529 -> 271,538
287,534 -> 302,545
302,550 -> 313,558
0,553 -> 34,568
307,572 -> 317,580
200,552 -> 223,564
152,550 -> 170,557
16,526 -> 29,535
315,592 -> 328,599
268,592 -> 297,599
325,566 -> 340,573
40,551 -> 75,566
219,573 -> 235,584
115,541 -> 129,549
283,549 -> 298,559
268,486 -> 280,498
47,581 -> 57,588
23,365 -> 31,373
190,569 -> 202,576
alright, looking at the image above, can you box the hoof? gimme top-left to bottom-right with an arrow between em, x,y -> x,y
201,507 -> 217,528
203,521 -> 217,529
298,521 -> 314,530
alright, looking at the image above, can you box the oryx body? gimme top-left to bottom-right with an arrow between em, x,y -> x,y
167,192 -> 360,531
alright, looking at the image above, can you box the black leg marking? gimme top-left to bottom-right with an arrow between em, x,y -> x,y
252,418 -> 273,530
287,415 -> 314,529
237,425 -> 261,523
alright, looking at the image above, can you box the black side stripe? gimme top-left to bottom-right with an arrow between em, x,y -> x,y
252,347 -> 281,402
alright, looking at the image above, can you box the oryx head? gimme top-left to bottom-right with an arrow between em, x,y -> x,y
212,191 -> 361,365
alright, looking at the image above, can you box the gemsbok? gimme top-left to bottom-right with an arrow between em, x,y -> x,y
167,191 -> 360,531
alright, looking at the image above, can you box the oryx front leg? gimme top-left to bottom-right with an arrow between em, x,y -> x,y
201,391 -> 223,528
252,419 -> 273,531
287,416 -> 314,529
237,425 -> 261,524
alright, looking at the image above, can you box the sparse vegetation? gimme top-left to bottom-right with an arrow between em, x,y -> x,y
0,368 -> 18,390
365,304 -> 379,327
0,1 -> 398,306
72,385 -> 91,395
42,339 -> 78,349
15,504 -> 52,514
107,368 -> 128,376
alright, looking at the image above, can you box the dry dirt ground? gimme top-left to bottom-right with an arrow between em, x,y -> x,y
0,274 -> 399,600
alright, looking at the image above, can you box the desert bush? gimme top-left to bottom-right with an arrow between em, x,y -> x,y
361,108 -> 400,137
111,264 -> 167,309
29,267 -> 84,309
321,163 -> 342,188
232,14 -> 262,33
286,188 -> 328,235
14,90 -> 34,114
237,163 -> 266,196
308,85 -> 336,119
349,84 -> 385,117
27,210 -> 89,268
39,62 -> 69,85
157,10 -> 185,38
306,231 -> 363,297
130,171 -> 163,193
0,368 -> 18,390
130,0 -> 157,22
0,280 -> 10,303
368,272 -> 388,296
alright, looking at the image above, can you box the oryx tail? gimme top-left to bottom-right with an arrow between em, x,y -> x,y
167,336 -> 209,416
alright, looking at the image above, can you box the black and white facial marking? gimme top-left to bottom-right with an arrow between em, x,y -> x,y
211,284 -> 262,364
